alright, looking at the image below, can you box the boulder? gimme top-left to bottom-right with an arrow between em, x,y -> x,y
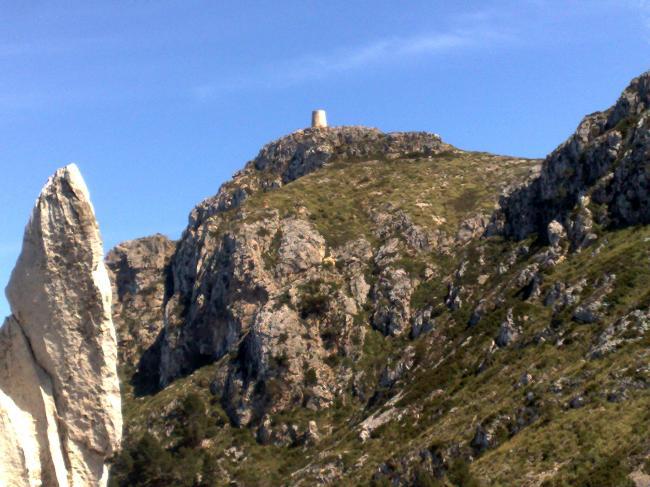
495,309 -> 520,347
276,218 -> 326,276
547,220 -> 566,247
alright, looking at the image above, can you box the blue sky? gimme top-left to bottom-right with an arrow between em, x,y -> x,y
1,0 -> 649,318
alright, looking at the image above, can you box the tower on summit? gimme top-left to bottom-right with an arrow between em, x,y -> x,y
311,109 -> 328,128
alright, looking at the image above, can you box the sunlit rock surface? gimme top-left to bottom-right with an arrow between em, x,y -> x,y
0,164 -> 122,486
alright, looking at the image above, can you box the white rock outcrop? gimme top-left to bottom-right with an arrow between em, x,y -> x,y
0,164 -> 122,487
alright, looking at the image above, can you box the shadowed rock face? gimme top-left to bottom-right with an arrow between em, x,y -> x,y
0,164 -> 122,487
106,234 -> 175,369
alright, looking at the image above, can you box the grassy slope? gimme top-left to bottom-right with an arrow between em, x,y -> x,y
243,150 -> 536,247
118,149 -> 650,486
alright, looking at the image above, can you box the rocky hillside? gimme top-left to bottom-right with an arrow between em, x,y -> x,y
109,74 -> 650,487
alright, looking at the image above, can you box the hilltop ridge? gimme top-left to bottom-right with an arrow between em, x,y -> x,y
189,126 -> 452,227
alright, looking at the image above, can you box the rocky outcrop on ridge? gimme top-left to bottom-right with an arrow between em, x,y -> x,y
0,164 -> 122,486
493,71 -> 650,247
191,127 -> 450,223
158,129 -> 450,384
106,234 -> 175,370
155,129 -> 451,386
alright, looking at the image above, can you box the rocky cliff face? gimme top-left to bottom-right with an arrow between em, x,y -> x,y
115,126 -> 537,430
0,164 -> 122,487
493,71 -> 650,248
156,127 -> 458,402
106,234 -> 175,372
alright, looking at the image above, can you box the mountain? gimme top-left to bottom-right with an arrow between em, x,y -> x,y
107,126 -> 546,485
2,73 -> 648,486
107,73 -> 650,487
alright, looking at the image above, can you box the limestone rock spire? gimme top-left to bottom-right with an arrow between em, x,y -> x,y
0,164 -> 122,486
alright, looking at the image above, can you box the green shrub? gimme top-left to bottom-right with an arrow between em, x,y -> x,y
447,459 -> 482,487
614,114 -> 641,138
274,291 -> 292,310
109,433 -> 184,487
370,476 -> 393,487
324,353 -> 341,368
298,280 -> 331,318
554,454 -> 634,487
413,465 -> 443,486
176,393 -> 218,448
643,457 -> 650,475
256,226 -> 271,237
304,367 -> 318,386
270,352 -> 289,371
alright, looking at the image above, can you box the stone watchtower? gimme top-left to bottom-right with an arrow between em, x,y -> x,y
311,109 -> 328,128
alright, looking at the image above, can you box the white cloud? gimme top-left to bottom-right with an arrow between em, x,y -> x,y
191,25 -> 511,100
280,32 -> 470,83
